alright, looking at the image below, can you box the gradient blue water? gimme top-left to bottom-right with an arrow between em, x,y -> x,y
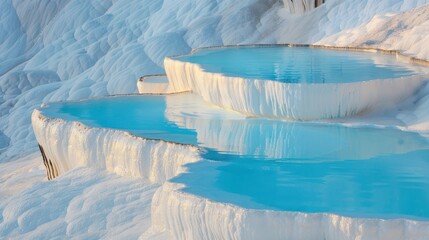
44,96 -> 198,145
174,47 -> 427,83
42,94 -> 429,220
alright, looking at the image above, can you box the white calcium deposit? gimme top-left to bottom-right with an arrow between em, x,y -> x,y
3,0 -> 429,239
31,109 -> 200,183
165,55 -> 428,120
150,182 -> 429,240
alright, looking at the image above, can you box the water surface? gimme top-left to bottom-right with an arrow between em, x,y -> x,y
174,47 -> 428,83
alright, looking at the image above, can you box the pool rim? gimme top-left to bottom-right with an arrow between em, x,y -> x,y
168,43 -> 429,68
139,44 -> 429,88
164,44 -> 429,120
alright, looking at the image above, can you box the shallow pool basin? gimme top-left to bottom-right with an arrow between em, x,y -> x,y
165,46 -> 429,120
39,93 -> 429,221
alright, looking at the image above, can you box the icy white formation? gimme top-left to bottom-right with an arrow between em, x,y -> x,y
32,110 -> 200,183
317,3 -> 429,61
165,53 -> 428,120
283,0 -> 326,14
151,183 -> 429,240
0,153 -> 160,239
3,0 -> 429,239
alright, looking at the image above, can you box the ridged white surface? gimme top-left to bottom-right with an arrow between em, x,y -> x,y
151,182 -> 429,240
31,110 -> 200,183
165,56 -> 428,120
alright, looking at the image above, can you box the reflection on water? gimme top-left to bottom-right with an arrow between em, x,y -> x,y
175,47 -> 428,83
42,94 -> 429,219
165,94 -> 429,161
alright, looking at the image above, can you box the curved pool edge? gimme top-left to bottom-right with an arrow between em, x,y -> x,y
170,44 -> 429,67
164,44 -> 429,120
31,109 -> 201,183
31,103 -> 429,240
151,182 -> 429,240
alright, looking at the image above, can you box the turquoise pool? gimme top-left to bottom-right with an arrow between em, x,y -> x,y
42,94 -> 429,220
173,46 -> 427,83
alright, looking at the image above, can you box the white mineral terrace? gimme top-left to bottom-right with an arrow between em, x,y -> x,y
30,45 -> 429,239
32,97 -> 429,240
31,110 -> 200,182
164,46 -> 429,121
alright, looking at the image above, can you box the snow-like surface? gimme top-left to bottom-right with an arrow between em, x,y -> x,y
0,153 -> 159,239
0,0 -> 282,161
273,0 -> 429,45
317,3 -> 429,61
165,54 -> 428,120
3,0 -> 429,239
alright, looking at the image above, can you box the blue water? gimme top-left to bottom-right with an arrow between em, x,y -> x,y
174,47 -> 427,83
44,96 -> 197,145
42,94 -> 429,220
